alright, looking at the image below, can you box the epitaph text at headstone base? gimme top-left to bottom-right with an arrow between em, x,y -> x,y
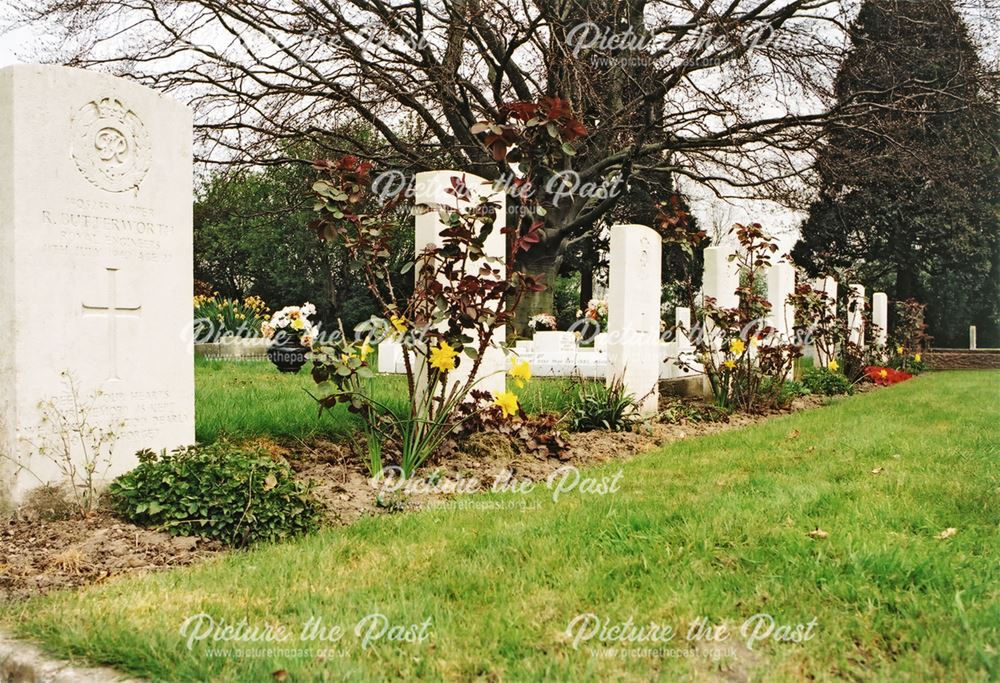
0,65 -> 195,507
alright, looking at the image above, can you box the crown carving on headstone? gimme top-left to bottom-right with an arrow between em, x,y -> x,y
94,97 -> 129,122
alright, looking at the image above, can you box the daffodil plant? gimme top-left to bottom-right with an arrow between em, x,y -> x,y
887,299 -> 930,375
306,156 -> 543,478
789,267 -> 889,382
684,223 -> 802,411
788,279 -> 843,370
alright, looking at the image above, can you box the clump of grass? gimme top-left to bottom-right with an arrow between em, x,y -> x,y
195,358 -> 408,442
567,378 -> 641,432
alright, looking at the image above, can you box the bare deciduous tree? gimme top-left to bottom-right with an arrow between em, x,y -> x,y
6,0 -> 995,325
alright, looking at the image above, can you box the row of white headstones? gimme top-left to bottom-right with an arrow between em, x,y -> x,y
0,64 -> 886,506
380,170 -> 890,416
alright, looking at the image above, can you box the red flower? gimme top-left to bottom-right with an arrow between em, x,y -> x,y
864,366 -> 913,386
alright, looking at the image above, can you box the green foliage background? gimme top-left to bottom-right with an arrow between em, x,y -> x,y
194,147 -> 414,333
793,0 -> 1000,347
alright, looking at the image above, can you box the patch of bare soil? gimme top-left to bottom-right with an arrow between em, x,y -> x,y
0,390 -> 847,602
281,392 -> 837,525
0,509 -> 223,602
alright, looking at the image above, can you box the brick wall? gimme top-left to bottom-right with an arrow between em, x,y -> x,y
925,349 -> 1000,370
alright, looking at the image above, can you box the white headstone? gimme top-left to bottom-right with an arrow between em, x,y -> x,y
806,276 -> 838,365
871,292 -> 888,349
702,246 -> 739,309
847,284 -> 866,347
970,325 -> 977,350
413,170 -> 506,396
766,261 -> 796,341
532,331 -> 575,354
607,224 -> 661,416
0,65 -> 195,508
812,276 -> 838,317
377,338 -> 404,374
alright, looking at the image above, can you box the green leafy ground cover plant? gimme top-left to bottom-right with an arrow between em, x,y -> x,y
801,367 -> 855,396
108,442 -> 320,548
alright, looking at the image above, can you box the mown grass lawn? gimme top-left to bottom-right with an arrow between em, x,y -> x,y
7,371 -> 999,681
195,357 -> 582,442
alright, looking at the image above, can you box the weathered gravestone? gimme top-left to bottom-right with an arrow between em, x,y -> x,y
848,284 -> 866,347
413,170 -> 506,396
0,65 -> 195,508
607,224 -> 661,416
766,261 -> 796,342
702,246 -> 739,310
872,292 -> 888,349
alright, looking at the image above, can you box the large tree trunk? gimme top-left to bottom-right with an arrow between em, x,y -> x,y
894,264 -> 918,301
512,244 -> 561,337
580,263 -> 594,312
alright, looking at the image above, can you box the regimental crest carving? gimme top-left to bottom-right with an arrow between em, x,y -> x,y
72,97 -> 150,193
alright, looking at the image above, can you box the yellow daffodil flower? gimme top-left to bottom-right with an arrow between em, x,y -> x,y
493,390 -> 519,418
827,360 -> 839,372
390,315 -> 408,335
914,353 -> 921,363
291,318 -> 305,331
896,345 -> 904,355
509,359 -> 532,388
429,341 -> 458,373
359,341 -> 373,361
729,338 -> 746,355
722,359 -> 736,370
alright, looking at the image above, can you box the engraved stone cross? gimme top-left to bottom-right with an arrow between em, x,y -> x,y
82,267 -> 142,381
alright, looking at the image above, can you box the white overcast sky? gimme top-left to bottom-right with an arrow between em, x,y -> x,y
0,26 -> 23,67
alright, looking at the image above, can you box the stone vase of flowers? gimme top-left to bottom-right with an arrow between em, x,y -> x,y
262,303 -> 318,373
